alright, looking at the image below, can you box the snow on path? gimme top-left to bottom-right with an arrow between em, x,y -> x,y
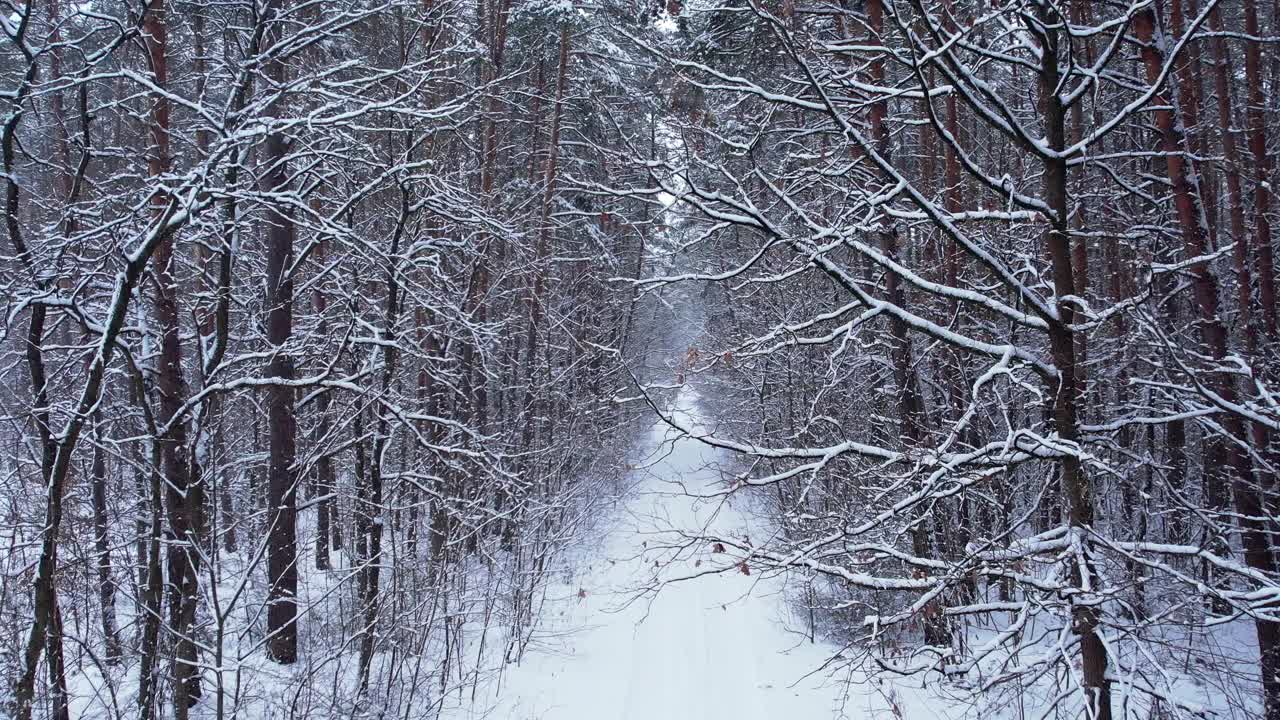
461,392 -> 857,720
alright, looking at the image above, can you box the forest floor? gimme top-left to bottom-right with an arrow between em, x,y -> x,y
442,390 -> 924,720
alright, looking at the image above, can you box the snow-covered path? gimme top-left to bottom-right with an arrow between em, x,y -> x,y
462,392 -> 855,720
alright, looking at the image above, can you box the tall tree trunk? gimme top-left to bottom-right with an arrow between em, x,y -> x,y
8,3 -> 70,716
314,235 -> 334,571
262,0 -> 299,665
144,3 -> 205,712
137,388 -> 166,720
869,0 -> 949,645
10,301 -> 71,720
1135,9 -> 1280,718
1244,0 -> 1277,335
358,191 -> 408,691
522,24 -> 572,452
1038,9 -> 1109,717
190,0 -> 235,559
91,417 -> 123,663
1209,3 -> 1256,344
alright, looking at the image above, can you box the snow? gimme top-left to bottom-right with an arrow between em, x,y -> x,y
443,390 -> 862,719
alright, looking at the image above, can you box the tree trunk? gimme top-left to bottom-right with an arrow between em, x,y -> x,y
1135,9 -> 1280,717
314,240 -> 333,571
358,192 -> 407,691
1039,10 -> 1109,717
522,24 -> 572,452
91,417 -> 123,663
142,1 -> 206,713
262,0 -> 299,665
1244,0 -> 1277,335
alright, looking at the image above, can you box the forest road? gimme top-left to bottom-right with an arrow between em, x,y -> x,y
467,390 -> 850,720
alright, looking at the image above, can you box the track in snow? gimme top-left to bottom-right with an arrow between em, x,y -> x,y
463,391 -> 855,720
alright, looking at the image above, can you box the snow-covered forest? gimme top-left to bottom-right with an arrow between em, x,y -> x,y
2,0 -> 1279,718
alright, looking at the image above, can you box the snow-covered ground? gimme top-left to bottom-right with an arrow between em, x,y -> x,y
443,391 -> 895,720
